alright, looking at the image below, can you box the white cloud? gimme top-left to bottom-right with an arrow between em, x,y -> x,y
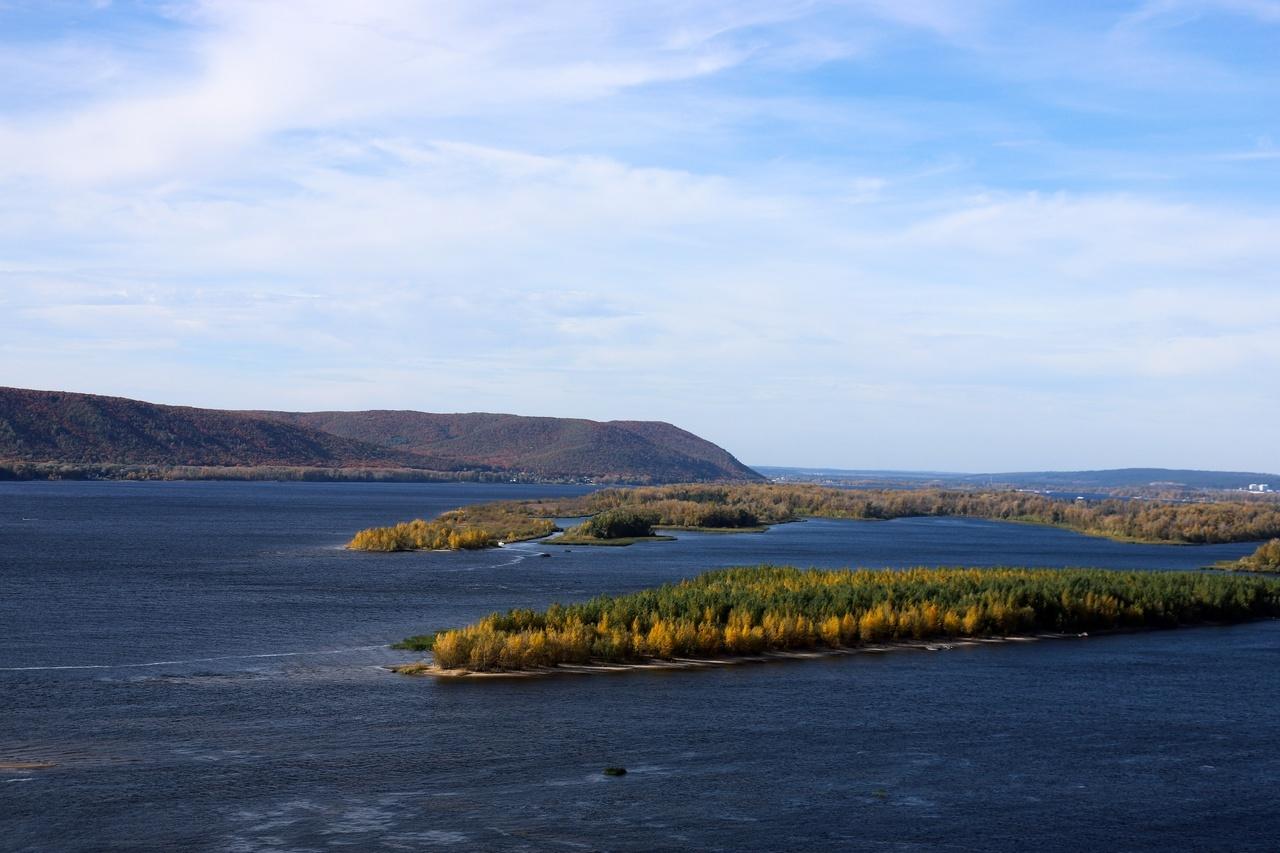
6,143 -> 1276,396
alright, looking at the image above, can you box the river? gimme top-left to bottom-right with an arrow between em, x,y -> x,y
2,481 -> 1276,851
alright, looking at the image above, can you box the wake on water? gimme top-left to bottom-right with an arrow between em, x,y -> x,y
0,644 -> 392,672
3,549 -> 537,672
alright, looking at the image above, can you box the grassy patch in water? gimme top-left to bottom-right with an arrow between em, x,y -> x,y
392,633 -> 438,651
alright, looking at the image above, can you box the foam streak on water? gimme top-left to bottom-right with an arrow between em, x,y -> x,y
0,645 -> 390,672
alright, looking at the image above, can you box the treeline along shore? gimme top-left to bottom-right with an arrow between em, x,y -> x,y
348,483 -> 1280,551
1217,539 -> 1280,573
348,505 -> 557,551
0,462 -> 531,483
397,566 -> 1280,674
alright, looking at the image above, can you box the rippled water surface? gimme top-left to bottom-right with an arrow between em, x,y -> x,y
2,481 -> 1278,851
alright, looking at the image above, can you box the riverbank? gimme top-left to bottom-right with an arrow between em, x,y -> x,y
1210,539 -> 1280,573
547,533 -> 677,547
392,631 -> 1101,678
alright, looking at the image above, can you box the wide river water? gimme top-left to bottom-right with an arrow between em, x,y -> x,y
2,481 -> 1278,851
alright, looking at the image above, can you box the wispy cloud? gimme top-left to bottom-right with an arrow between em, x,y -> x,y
0,1 -> 882,185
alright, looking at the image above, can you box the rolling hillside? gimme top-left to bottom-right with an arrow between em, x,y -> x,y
0,387 -> 455,470
249,410 -> 762,483
0,387 -> 760,482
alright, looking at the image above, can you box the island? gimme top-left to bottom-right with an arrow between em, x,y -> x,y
549,509 -> 677,546
348,483 -> 1280,551
1214,539 -> 1280,573
392,565 -> 1280,676
347,504 -> 556,551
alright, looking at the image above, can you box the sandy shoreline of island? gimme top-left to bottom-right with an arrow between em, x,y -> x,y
388,631 -> 1098,679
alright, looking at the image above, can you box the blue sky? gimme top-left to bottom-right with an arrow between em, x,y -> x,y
1,1 -> 1277,471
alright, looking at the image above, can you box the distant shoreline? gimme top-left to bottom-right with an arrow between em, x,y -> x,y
0,463 -> 611,485
347,482 -> 1280,554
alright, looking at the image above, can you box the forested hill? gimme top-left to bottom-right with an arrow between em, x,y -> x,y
247,410 -> 762,483
0,387 -> 760,483
0,387 -> 455,471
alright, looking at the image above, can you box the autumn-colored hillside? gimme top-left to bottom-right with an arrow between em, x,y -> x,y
248,409 -> 761,483
0,387 -> 760,483
0,387 -> 455,470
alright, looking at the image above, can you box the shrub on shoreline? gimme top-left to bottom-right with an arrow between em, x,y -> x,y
1224,539 -> 1280,572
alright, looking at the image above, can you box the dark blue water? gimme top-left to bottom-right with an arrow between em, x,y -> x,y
2,482 -> 1277,851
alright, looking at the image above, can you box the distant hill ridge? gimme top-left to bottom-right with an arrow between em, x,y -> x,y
961,468 -> 1279,490
248,410 -> 759,483
0,387 -> 760,483
756,466 -> 1278,491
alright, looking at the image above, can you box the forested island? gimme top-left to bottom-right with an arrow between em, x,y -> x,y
551,509 -> 677,546
348,483 -> 1280,551
1215,539 -> 1280,573
394,566 -> 1280,674
347,504 -> 557,551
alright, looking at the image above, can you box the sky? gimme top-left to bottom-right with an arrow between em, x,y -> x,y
1,1 -> 1278,472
